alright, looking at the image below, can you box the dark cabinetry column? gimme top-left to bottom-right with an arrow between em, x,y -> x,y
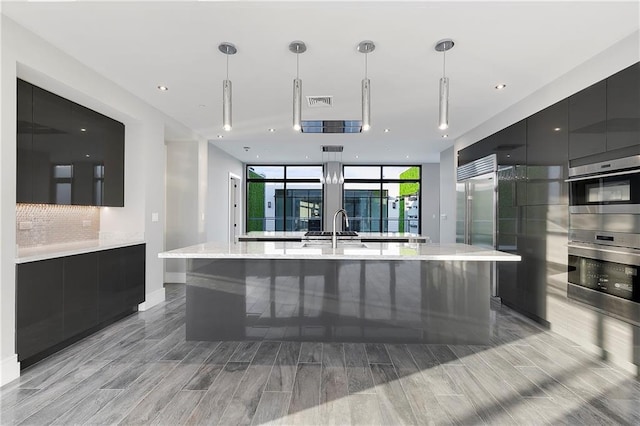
17,80 -> 33,203
16,259 -> 64,361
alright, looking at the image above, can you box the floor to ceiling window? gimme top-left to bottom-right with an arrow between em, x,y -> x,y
246,165 -> 323,232
343,165 -> 421,233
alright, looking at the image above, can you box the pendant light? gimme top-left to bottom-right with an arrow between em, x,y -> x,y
435,39 -> 454,131
218,42 -> 237,131
357,41 -> 375,131
289,41 -> 306,132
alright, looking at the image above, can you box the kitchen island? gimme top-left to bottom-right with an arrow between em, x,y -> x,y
159,241 -> 520,344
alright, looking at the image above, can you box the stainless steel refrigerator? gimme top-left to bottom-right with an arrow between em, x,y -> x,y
456,154 -> 498,295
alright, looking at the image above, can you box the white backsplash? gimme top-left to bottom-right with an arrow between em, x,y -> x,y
16,204 -> 100,248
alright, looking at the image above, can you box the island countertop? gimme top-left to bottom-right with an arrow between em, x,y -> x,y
158,241 -> 521,261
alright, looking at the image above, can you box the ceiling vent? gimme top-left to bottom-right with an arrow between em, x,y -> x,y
306,96 -> 333,108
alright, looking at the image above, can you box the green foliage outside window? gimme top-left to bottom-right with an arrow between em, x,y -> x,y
247,170 -> 265,231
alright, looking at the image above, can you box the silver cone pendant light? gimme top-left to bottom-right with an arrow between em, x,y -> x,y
435,39 -> 454,131
218,42 -> 237,131
358,41 -> 375,131
289,41 -> 307,132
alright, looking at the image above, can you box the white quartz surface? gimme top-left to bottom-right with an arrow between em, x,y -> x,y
238,231 -> 429,241
158,241 -> 520,261
16,239 -> 145,263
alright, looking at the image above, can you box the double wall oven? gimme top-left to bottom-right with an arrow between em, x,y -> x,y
567,155 -> 640,325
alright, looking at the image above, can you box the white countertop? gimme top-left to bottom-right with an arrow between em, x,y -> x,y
16,239 -> 145,264
158,241 -> 520,261
238,231 -> 429,241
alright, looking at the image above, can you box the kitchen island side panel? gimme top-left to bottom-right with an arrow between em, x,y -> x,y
185,259 -> 490,344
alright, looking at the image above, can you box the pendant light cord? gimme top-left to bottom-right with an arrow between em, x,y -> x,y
296,51 -> 300,79
226,52 -> 229,80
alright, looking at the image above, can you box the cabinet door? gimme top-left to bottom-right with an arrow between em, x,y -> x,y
493,120 -> 527,165
122,244 -> 145,307
458,135 -> 495,167
98,248 -> 126,322
64,252 -> 99,339
32,85 -> 74,204
70,103 -> 124,206
606,62 -> 640,152
16,259 -> 64,361
569,80 -> 607,160
102,119 -> 125,207
17,79 -> 33,203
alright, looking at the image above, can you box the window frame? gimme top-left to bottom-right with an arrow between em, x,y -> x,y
245,164 -> 324,232
342,165 -> 422,234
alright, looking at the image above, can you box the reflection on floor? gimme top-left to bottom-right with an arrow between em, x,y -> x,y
1,283 -> 638,425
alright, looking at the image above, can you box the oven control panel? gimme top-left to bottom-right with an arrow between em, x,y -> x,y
568,255 -> 638,302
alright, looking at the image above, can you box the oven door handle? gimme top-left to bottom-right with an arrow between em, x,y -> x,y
566,169 -> 639,182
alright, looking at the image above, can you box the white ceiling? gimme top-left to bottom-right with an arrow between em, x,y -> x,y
3,1 -> 639,164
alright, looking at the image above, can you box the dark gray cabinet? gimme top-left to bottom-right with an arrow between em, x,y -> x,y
568,80 -> 607,160
98,244 -> 145,322
606,62 -> 640,151
16,79 -> 124,206
63,252 -> 99,339
16,258 -> 64,362
493,120 -> 527,165
16,244 -> 145,366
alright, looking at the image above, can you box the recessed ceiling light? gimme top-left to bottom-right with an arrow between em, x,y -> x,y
405,155 -> 410,159
355,155 -> 359,159
198,104 -> 206,108
216,135 -> 223,139
554,127 -> 562,131
256,155 -> 260,158
495,83 -> 507,90
384,128 -> 390,133
80,128 -> 86,132
305,155 -> 309,159
157,85 -> 169,91
442,134 -> 449,138
268,128 -> 276,133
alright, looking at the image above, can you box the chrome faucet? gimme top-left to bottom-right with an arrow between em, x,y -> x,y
332,208 -> 350,249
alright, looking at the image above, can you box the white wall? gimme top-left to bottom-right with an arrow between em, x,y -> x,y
420,164 -> 440,242
0,16 -> 199,385
206,143 -> 243,243
165,140 -> 208,282
439,147 -> 457,243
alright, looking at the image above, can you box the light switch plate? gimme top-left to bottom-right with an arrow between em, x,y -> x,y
151,212 -> 159,222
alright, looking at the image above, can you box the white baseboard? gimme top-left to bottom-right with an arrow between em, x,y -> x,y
164,272 -> 186,283
138,287 -> 166,311
0,354 -> 20,387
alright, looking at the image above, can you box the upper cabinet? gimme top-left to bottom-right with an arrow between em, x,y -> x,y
16,79 -> 124,207
527,99 -> 568,166
606,62 -> 640,152
568,80 -> 607,160
569,62 -> 640,161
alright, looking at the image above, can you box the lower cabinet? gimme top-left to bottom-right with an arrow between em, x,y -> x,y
16,244 -> 145,366
64,252 -> 99,339
16,258 -> 64,362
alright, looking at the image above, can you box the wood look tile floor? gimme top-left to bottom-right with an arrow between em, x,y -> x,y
1,283 -> 639,425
